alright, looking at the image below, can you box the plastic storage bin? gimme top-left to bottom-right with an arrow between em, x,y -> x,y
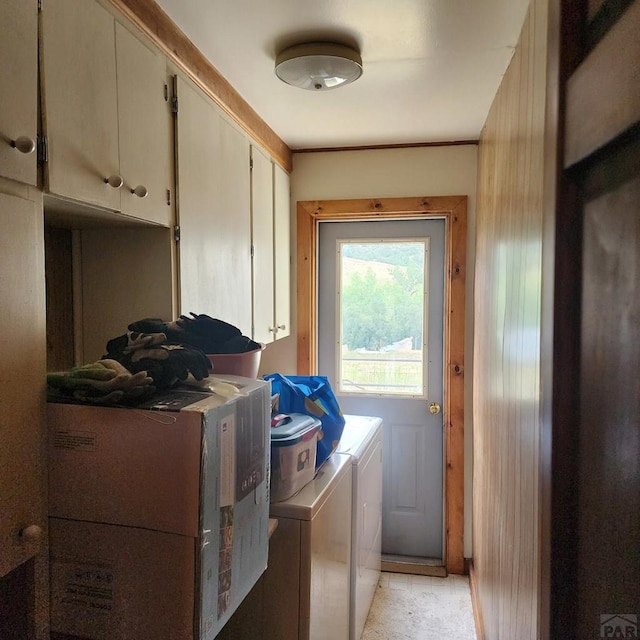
270,413 -> 321,502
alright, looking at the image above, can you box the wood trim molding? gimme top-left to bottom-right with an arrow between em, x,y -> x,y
293,140 -> 479,154
106,0 -> 292,172
469,560 -> 486,640
296,195 -> 467,574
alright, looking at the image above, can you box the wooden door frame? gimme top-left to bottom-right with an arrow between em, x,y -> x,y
296,195 -> 467,574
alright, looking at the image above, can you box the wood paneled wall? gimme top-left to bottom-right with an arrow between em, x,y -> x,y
472,1 -> 548,638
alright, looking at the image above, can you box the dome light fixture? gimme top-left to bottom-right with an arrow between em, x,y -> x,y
275,42 -> 363,91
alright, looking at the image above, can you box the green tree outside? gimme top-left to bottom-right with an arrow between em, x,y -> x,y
341,243 -> 424,351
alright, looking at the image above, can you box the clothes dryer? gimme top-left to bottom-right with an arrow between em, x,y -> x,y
335,415 -> 383,640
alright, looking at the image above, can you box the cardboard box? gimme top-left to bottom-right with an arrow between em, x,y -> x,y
49,518 -> 196,638
48,376 -> 271,639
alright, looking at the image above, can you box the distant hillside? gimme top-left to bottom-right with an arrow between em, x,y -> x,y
342,257 -> 406,283
342,242 -> 424,267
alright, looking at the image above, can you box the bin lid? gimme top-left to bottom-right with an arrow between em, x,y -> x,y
270,413 -> 321,442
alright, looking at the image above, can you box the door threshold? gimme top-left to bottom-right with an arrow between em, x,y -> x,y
381,554 -> 447,577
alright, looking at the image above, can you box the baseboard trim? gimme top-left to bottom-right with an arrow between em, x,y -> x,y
468,560 -> 485,640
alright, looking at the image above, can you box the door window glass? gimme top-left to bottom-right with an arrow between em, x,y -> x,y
336,239 -> 428,396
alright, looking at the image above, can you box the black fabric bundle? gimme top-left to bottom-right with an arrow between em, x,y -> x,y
128,313 -> 262,355
103,314 -> 259,390
103,330 -> 212,390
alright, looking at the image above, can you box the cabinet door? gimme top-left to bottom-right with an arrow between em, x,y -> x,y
41,0 -> 121,210
251,146 -> 275,345
176,78 -> 219,319
176,77 -> 252,335
0,191 -> 46,578
217,118 -> 252,334
116,22 -> 173,226
0,0 -> 38,186
273,164 -> 291,340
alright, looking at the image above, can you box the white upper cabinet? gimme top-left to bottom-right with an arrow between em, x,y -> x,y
115,22 -> 173,226
41,0 -> 172,225
41,0 -> 120,211
251,146 -> 275,345
175,76 -> 252,335
273,164 -> 291,340
251,150 -> 291,345
0,0 -> 38,186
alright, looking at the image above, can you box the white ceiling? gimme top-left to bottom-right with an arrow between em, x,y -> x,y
154,0 -> 531,150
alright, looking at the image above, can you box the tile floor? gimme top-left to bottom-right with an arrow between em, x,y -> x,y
362,572 -> 477,640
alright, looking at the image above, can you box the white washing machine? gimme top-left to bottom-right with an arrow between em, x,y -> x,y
335,415 -> 383,640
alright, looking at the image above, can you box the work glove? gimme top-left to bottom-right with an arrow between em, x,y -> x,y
126,318 -> 186,344
105,331 -> 167,358
99,358 -> 156,398
47,359 -> 155,404
159,344 -> 212,381
105,331 -> 212,389
129,345 -> 212,388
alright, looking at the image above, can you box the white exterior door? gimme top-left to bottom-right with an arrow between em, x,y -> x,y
318,218 -> 445,560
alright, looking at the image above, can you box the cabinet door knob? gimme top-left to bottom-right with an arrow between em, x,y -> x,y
131,185 -> 148,198
268,327 -> 277,333
277,324 -> 286,331
19,524 -> 43,541
104,174 -> 124,188
11,136 -> 36,154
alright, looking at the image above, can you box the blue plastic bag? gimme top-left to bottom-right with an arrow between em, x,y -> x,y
264,373 -> 345,469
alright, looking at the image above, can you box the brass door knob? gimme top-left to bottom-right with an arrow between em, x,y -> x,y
428,401 -> 441,415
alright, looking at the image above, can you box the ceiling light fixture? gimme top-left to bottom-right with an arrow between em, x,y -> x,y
275,42 -> 363,91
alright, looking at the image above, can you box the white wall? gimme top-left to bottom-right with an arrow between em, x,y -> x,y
259,144 -> 477,558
